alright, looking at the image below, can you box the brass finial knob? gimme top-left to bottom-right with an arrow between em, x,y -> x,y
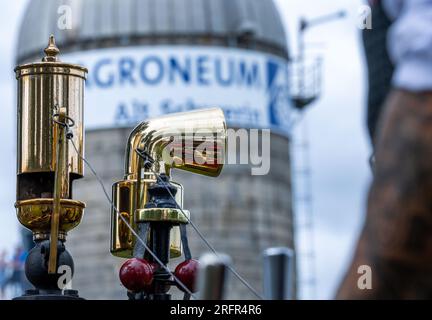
43,35 -> 60,62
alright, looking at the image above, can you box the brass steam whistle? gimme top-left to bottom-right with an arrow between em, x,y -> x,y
111,108 -> 226,299
14,36 -> 87,298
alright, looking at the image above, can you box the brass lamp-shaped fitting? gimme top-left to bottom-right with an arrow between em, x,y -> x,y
111,108 -> 227,258
14,36 -> 87,275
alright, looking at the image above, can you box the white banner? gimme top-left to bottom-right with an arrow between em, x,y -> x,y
62,46 -> 292,136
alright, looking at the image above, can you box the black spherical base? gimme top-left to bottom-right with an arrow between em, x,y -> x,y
25,240 -> 74,291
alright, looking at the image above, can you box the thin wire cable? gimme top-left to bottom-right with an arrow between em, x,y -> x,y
69,139 -> 196,299
149,167 -> 264,300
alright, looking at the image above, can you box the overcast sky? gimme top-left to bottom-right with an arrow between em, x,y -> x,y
0,0 -> 371,300
275,0 -> 371,299
0,1 -> 27,254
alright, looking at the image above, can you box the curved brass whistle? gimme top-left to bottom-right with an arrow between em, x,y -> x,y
111,108 -> 227,258
124,108 -> 226,179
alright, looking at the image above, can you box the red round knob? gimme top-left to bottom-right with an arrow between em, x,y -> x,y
174,259 -> 199,293
149,261 -> 159,273
119,258 -> 154,292
142,262 -> 159,293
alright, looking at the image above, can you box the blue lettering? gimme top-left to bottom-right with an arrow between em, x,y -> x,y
197,56 -> 210,86
161,99 -> 182,114
132,100 -> 148,121
115,103 -> 130,124
169,57 -> 191,84
140,56 -> 164,85
238,61 -> 260,87
119,57 -> 136,85
94,58 -> 114,88
160,99 -> 201,114
215,58 -> 234,87
88,54 -> 264,90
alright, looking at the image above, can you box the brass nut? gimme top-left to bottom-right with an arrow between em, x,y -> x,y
135,208 -> 190,224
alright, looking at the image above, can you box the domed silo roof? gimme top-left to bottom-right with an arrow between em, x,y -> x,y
16,0 -> 288,63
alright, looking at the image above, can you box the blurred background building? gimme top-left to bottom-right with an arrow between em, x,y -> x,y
16,0 -> 296,299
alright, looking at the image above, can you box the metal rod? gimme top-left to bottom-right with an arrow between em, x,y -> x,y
197,253 -> 231,300
48,108 -> 69,274
135,156 -> 143,214
302,11 -> 346,31
263,247 -> 294,300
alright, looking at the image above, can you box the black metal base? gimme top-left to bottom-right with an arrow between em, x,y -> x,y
16,239 -> 83,300
25,240 -> 74,291
13,289 -> 84,300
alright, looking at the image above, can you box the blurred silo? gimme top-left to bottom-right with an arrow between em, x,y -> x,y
16,0 -> 295,299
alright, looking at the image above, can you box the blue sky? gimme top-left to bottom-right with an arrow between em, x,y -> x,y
0,0 -> 371,299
